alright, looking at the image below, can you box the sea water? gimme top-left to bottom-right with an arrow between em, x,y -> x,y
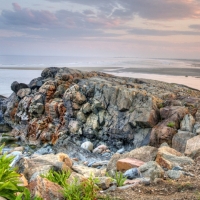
0,55 -> 200,97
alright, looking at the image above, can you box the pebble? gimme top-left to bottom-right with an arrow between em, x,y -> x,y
117,147 -> 125,154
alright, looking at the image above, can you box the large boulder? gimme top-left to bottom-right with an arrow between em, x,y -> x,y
156,146 -> 194,169
11,81 -> 29,93
138,161 -> 164,181
117,158 -> 145,171
28,176 -> 64,200
172,130 -> 195,153
185,135 -> 200,155
107,146 -> 157,172
150,106 -> 189,147
16,153 -> 72,181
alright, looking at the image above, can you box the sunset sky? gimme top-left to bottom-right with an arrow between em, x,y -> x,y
0,0 -> 200,58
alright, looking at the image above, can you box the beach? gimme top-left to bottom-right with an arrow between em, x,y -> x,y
0,56 -> 200,97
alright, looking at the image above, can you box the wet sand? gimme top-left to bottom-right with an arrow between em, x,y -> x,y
102,67 -> 200,77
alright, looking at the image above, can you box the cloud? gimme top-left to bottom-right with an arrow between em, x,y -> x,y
1,3 -> 57,26
129,28 -> 200,36
46,0 -> 200,20
189,24 -> 200,30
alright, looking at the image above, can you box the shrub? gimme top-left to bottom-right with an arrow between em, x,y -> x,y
63,176 -> 99,200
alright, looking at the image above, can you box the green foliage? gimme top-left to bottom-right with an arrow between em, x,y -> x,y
0,144 -> 24,200
158,103 -> 164,109
15,188 -> 43,200
41,169 -> 71,187
106,171 -> 126,187
113,172 -> 126,187
0,144 -> 42,200
63,176 -> 99,200
167,121 -> 176,128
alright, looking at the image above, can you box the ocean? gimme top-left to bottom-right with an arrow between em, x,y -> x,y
0,55 -> 200,97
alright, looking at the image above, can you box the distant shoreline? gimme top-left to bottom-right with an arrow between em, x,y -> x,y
1,66 -> 200,77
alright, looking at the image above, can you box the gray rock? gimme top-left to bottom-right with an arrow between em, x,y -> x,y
117,148 -> 125,154
123,168 -> 140,179
180,114 -> 195,132
166,170 -> 183,180
172,130 -> 195,153
138,161 -> 164,181
193,123 -> 200,135
11,81 -> 29,93
34,145 -> 54,155
8,151 -> 23,167
17,88 -> 31,98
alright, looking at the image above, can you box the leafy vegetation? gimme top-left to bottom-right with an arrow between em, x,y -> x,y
43,168 -> 101,200
106,171 -> 126,187
41,168 -> 71,187
63,177 -> 99,200
0,144 -> 42,200
15,188 -> 43,200
167,121 -> 176,128
0,144 -> 24,200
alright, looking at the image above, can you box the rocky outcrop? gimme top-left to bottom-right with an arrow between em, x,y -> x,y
2,67 -> 200,157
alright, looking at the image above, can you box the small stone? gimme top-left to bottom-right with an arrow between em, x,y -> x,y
81,141 -> 93,151
123,168 -> 140,179
172,166 -> 183,171
166,170 -> 183,180
117,148 -> 125,154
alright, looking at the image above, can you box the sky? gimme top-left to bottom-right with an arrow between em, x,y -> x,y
0,0 -> 200,58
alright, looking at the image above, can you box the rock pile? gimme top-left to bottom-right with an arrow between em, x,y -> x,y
1,67 -> 200,199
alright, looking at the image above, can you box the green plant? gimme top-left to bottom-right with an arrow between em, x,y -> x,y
41,169 -> 71,187
167,121 -> 176,128
113,171 -> 127,187
0,144 -> 24,200
63,176 -> 99,200
15,188 -> 43,200
106,171 -> 126,187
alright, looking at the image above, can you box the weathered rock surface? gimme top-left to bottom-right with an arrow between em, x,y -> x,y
16,153 -> 72,181
107,146 -> 157,172
138,161 -> 164,181
185,135 -> 200,155
2,67 -> 200,162
172,130 -> 195,153
28,176 -> 64,200
180,114 -> 195,132
156,146 -> 194,169
117,158 -> 145,171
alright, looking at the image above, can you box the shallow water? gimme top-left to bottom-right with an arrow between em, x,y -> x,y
0,56 -> 200,97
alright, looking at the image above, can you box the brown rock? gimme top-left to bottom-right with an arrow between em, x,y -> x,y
117,158 -> 145,171
17,153 -> 72,181
72,165 -> 105,177
156,146 -> 194,169
66,172 -> 86,184
150,125 -> 177,147
107,146 -> 157,172
28,176 -> 64,200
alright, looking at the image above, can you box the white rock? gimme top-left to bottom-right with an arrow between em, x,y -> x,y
81,141 -> 93,151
